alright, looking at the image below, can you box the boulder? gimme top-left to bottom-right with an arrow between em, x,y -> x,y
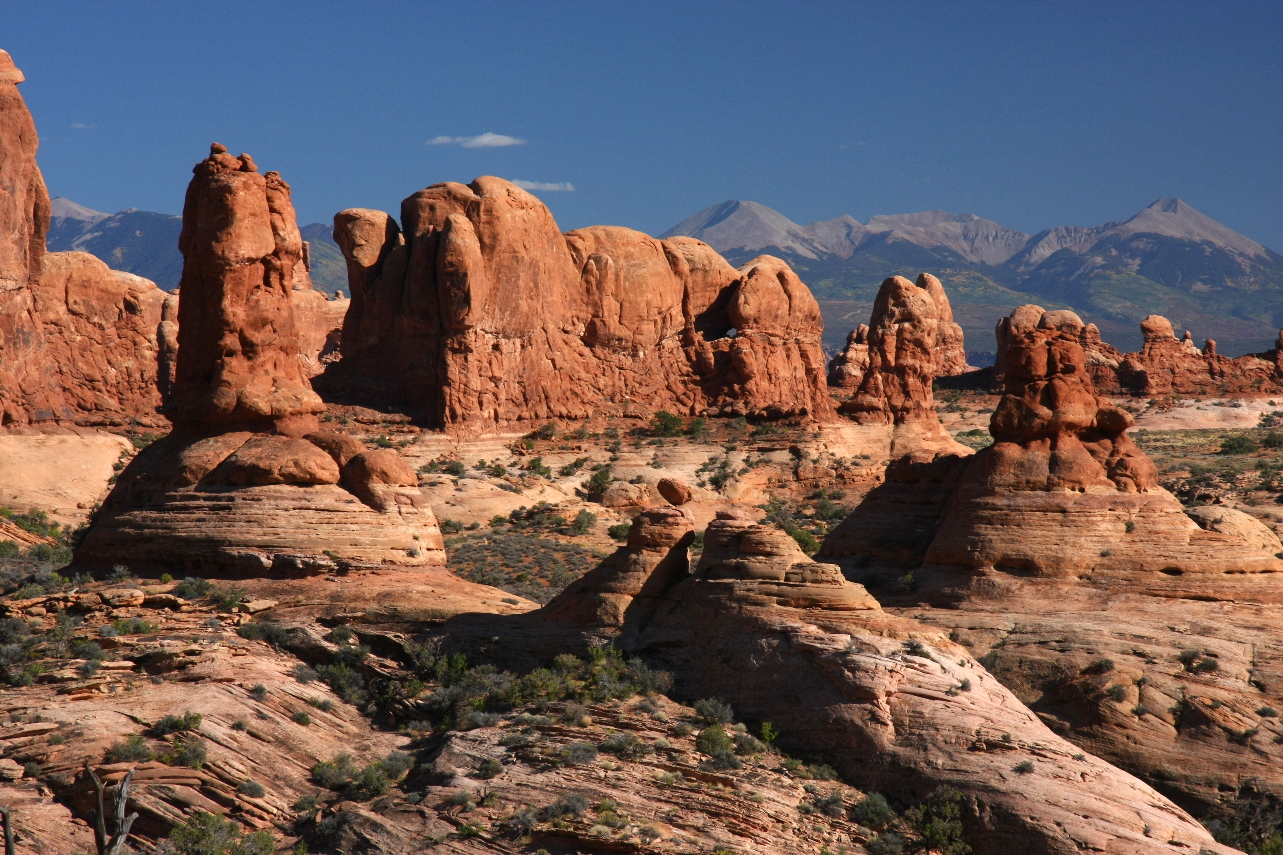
655,477 -> 692,506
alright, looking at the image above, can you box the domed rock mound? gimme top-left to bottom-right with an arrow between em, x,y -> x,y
74,146 -> 445,577
320,178 -> 833,428
821,305 -> 1283,580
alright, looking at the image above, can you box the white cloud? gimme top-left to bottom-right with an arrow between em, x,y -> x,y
427,132 -> 526,148
510,180 -> 575,192
70,122 -> 92,130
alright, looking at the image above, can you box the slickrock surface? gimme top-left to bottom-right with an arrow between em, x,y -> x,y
0,430 -> 131,524
75,147 -> 448,577
831,274 -> 971,454
322,178 -> 832,428
0,50 -> 170,428
823,305 -> 1283,577
432,508 -> 1235,854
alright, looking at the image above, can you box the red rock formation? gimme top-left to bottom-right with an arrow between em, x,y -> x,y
0,50 -> 68,425
75,148 -> 445,577
822,305 -> 1283,577
826,324 -> 869,390
323,178 -> 832,428
836,274 -> 970,453
0,50 -> 169,427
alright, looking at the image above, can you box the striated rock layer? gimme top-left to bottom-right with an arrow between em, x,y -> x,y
438,507 -> 1236,854
321,178 -> 833,428
0,50 -> 170,427
75,147 -> 445,577
822,304 -> 1283,579
830,274 -> 970,453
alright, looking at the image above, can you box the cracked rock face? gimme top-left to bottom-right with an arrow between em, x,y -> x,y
322,178 -> 833,428
74,147 -> 445,578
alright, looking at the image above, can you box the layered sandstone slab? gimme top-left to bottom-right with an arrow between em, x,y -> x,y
75,147 -> 445,577
322,178 -> 832,427
822,305 -> 1283,579
445,506 -> 1233,853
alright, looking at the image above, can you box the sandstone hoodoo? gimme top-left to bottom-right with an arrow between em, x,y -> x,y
821,304 -> 1283,580
74,146 -> 446,577
322,177 -> 832,428
829,273 -> 970,453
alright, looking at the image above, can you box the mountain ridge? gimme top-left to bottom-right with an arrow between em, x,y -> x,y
664,197 -> 1283,356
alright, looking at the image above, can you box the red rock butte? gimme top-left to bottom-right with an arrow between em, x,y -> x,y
319,177 -> 833,428
74,146 -> 447,577
821,304 -> 1283,578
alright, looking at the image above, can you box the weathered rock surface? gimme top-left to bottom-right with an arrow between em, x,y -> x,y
321,178 -> 832,428
833,274 -> 970,454
0,50 -> 170,428
75,147 -> 447,577
823,305 -> 1283,577
433,507 -> 1235,854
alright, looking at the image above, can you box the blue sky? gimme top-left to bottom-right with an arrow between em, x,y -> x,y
7,1 -> 1282,248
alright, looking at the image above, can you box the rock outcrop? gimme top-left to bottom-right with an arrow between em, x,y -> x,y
442,506 -> 1237,854
321,178 -> 832,428
0,50 -> 169,427
75,147 -> 446,577
831,274 -> 970,453
821,304 -> 1283,580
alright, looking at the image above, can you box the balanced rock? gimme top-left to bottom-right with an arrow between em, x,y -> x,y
321,178 -> 832,428
836,274 -> 970,453
656,477 -> 692,506
74,147 -> 445,577
821,305 -> 1283,578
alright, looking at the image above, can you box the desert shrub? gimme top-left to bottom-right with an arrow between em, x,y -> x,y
173,576 -> 214,600
308,697 -> 334,712
165,734 -> 208,769
607,523 -> 631,542
813,788 -> 845,817
650,411 -> 684,437
104,733 -> 154,763
910,786 -> 972,855
599,731 -> 651,760
112,617 -> 159,635
701,749 -> 742,770
1221,434 -> 1259,455
237,621 -> 290,646
695,698 -> 734,724
584,466 -> 613,500
503,806 -> 539,838
562,742 -> 598,765
544,792 -> 590,819
292,711 -> 312,726
153,711 -> 202,736
156,811 -> 273,855
474,758 -> 503,779
236,780 -> 266,798
733,732 -> 767,754
1084,658 -> 1114,674
1105,684 -> 1127,702
866,833 -> 905,855
851,792 -> 896,828
1014,760 -> 1035,773
317,661 -> 366,704
312,751 -> 407,800
209,584 -> 246,613
248,684 -> 268,701
696,725 -> 734,756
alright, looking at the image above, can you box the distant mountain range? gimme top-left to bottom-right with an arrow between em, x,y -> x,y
46,198 -> 348,295
663,198 -> 1283,358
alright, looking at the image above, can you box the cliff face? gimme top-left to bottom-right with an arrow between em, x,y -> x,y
75,147 -> 445,578
323,178 -> 833,428
0,49 -> 170,427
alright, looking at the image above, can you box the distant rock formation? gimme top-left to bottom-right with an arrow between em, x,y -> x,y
75,147 -> 445,577
822,305 -> 1283,578
321,178 -> 832,428
0,49 -> 169,427
998,310 -> 1283,397
829,273 -> 970,453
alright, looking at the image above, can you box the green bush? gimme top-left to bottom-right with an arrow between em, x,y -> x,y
153,711 -> 203,736
695,725 -> 734,756
159,811 -> 273,855
236,779 -> 266,798
569,509 -> 596,535
651,411 -> 684,437
607,523 -> 631,542
173,576 -> 214,600
851,792 -> 896,828
104,733 -> 153,763
165,734 -> 208,769
1220,434 -> 1259,455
